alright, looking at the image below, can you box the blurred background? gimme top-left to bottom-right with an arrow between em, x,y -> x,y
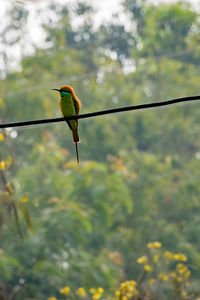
1,0 -> 200,299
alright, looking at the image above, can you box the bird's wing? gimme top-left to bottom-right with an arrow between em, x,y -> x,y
73,97 -> 81,115
66,120 -> 72,130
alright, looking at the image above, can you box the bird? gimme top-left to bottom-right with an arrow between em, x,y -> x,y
52,85 -> 81,163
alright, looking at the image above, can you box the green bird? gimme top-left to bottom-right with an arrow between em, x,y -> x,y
52,85 -> 81,163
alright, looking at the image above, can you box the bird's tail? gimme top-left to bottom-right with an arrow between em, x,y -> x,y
72,128 -> 79,143
75,142 -> 79,163
72,128 -> 80,163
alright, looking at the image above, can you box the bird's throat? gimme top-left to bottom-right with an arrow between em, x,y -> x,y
59,94 -> 75,117
60,91 -> 70,97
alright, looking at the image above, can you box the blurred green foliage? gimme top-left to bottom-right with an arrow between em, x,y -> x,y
1,0 -> 200,299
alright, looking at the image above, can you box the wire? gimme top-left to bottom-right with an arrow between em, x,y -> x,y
5,47 -> 198,99
30,41 -> 195,60
5,71 -> 97,98
1,94 -> 200,129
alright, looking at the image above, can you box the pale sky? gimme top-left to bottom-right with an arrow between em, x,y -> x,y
0,0 -> 199,47
0,0 -> 199,72
0,0 -> 124,53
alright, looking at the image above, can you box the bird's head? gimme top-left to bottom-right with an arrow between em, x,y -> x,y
52,85 -> 76,97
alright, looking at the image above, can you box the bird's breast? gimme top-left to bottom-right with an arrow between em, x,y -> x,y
59,95 -> 75,117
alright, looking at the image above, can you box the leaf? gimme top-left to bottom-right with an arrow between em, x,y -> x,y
19,204 -> 34,234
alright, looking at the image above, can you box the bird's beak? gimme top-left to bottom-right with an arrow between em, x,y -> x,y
52,88 -> 60,92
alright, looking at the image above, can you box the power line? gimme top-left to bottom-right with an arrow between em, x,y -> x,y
31,40 -> 195,60
5,47 -> 198,99
5,71 -> 97,98
1,94 -> 200,129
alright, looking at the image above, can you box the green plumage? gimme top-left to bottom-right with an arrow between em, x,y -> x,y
59,93 -> 77,131
54,85 -> 81,163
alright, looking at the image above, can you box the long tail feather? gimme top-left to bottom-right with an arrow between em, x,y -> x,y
75,142 -> 79,163
71,127 -> 80,163
72,128 -> 79,143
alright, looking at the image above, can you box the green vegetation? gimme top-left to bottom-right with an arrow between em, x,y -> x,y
1,0 -> 200,299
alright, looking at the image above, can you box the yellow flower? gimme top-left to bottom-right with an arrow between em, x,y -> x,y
163,251 -> 174,260
173,253 -> 187,261
147,241 -> 162,249
176,277 -> 183,282
127,285 -> 134,292
176,264 -> 190,278
129,280 -> 136,286
153,241 -> 162,248
76,287 -> 87,297
115,290 -> 121,296
144,264 -> 152,272
121,282 -> 128,290
47,297 -> 57,300
176,263 -> 186,271
97,287 -> 104,294
92,293 -> 101,300
137,255 -> 148,264
20,195 -> 29,203
59,286 -> 71,295
89,288 -> 96,294
122,296 -> 127,300
153,255 -> 159,263
158,273 -> 168,281
0,161 -> 5,170
120,280 -> 137,294
0,133 -> 4,141
126,292 -> 133,298
148,278 -> 156,285
147,242 -> 153,248
0,98 -> 3,105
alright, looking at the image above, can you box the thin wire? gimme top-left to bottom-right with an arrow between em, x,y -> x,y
1,94 -> 200,129
30,40 -> 195,60
5,71 -> 97,98
5,47 -> 198,99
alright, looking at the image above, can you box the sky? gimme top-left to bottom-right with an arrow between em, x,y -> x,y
0,0 -> 198,46
0,0 -> 126,71
0,0 -> 124,57
0,0 -> 199,72
0,0 -> 124,42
